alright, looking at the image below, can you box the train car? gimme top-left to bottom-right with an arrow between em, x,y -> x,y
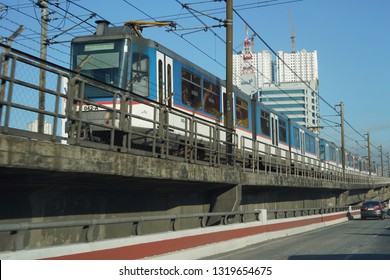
358,156 -> 370,175
252,91 -> 320,169
70,21 -> 164,144
319,138 -> 342,171
346,151 -> 364,174
232,88 -> 254,148
289,121 -> 319,163
69,21 -> 377,178
251,100 -> 290,159
70,21 -> 228,149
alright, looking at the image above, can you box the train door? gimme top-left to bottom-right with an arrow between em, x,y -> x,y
300,129 -> 305,155
271,113 -> 279,147
156,51 -> 173,106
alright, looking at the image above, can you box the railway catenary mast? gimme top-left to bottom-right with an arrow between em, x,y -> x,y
226,0 -> 234,163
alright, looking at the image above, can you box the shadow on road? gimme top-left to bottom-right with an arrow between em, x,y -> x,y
289,254 -> 390,260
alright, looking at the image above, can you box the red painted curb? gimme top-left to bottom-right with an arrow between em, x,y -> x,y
45,211 -> 355,260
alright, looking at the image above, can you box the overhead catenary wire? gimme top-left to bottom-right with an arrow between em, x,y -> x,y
175,0 -> 311,123
232,8 -> 383,154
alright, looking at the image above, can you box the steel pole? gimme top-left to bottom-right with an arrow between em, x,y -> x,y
338,102 -> 345,179
226,0 -> 234,163
38,0 -> 48,134
367,132 -> 371,176
379,145 -> 383,177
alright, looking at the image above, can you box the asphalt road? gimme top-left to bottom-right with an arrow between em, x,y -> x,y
203,217 -> 390,260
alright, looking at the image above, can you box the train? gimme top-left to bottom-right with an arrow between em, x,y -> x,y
69,20 -> 377,176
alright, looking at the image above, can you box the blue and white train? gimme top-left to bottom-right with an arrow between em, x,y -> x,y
69,21 -> 376,176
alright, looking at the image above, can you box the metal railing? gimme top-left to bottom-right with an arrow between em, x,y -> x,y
0,207 -> 356,252
1,44 -> 390,184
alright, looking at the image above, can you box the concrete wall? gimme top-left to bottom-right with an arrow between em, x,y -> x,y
1,134 -> 389,253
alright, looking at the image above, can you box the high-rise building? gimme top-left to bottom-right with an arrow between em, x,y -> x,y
233,51 -> 273,94
255,80 -> 320,130
271,49 -> 319,131
233,26 -> 273,94
232,28 -> 320,131
276,50 -> 318,83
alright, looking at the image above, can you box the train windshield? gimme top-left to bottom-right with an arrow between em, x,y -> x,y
71,39 -> 129,98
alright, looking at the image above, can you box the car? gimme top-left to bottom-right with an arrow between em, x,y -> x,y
360,201 -> 385,220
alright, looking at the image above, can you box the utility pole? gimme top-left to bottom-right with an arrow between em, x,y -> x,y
336,102 -> 345,178
387,153 -> 390,178
0,26 -> 25,124
225,0 -> 234,163
379,145 -> 383,177
37,0 -> 49,134
367,132 -> 371,176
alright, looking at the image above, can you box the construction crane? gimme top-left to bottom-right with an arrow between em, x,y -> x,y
124,20 -> 176,38
288,8 -> 296,53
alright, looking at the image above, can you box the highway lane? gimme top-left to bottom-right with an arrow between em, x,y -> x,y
203,217 -> 390,260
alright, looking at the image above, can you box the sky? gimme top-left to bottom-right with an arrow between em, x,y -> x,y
1,0 -> 389,164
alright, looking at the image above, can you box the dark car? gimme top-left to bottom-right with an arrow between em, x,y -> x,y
361,201 -> 385,220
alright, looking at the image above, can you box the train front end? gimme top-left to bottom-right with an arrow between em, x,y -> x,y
68,21 -> 153,146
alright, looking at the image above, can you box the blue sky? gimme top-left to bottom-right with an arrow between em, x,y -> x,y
1,0 -> 389,164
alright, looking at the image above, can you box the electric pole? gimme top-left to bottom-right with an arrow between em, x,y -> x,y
0,26 -> 25,124
38,0 -> 48,133
226,0 -> 234,163
336,102 -> 345,178
367,132 -> 371,176
379,145 -> 383,177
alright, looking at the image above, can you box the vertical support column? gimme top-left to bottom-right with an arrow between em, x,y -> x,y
339,102 -> 345,179
225,0 -> 234,164
38,0 -> 49,134
379,145 -> 383,177
207,184 -> 242,226
337,190 -> 350,206
367,132 -> 371,176
0,26 -> 25,126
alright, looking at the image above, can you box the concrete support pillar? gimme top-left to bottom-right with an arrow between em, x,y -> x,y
207,184 -> 242,226
337,190 -> 350,206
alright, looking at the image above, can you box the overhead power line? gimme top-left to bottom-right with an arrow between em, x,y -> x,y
232,8 -> 376,151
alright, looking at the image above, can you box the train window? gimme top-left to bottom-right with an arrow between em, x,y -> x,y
182,69 -> 201,109
293,127 -> 300,148
236,97 -> 249,128
72,40 -> 130,98
305,134 -> 316,154
320,145 -> 325,160
203,80 -> 220,117
329,146 -> 336,162
260,110 -> 270,136
305,134 -> 310,153
131,52 -> 149,97
279,120 -> 287,143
